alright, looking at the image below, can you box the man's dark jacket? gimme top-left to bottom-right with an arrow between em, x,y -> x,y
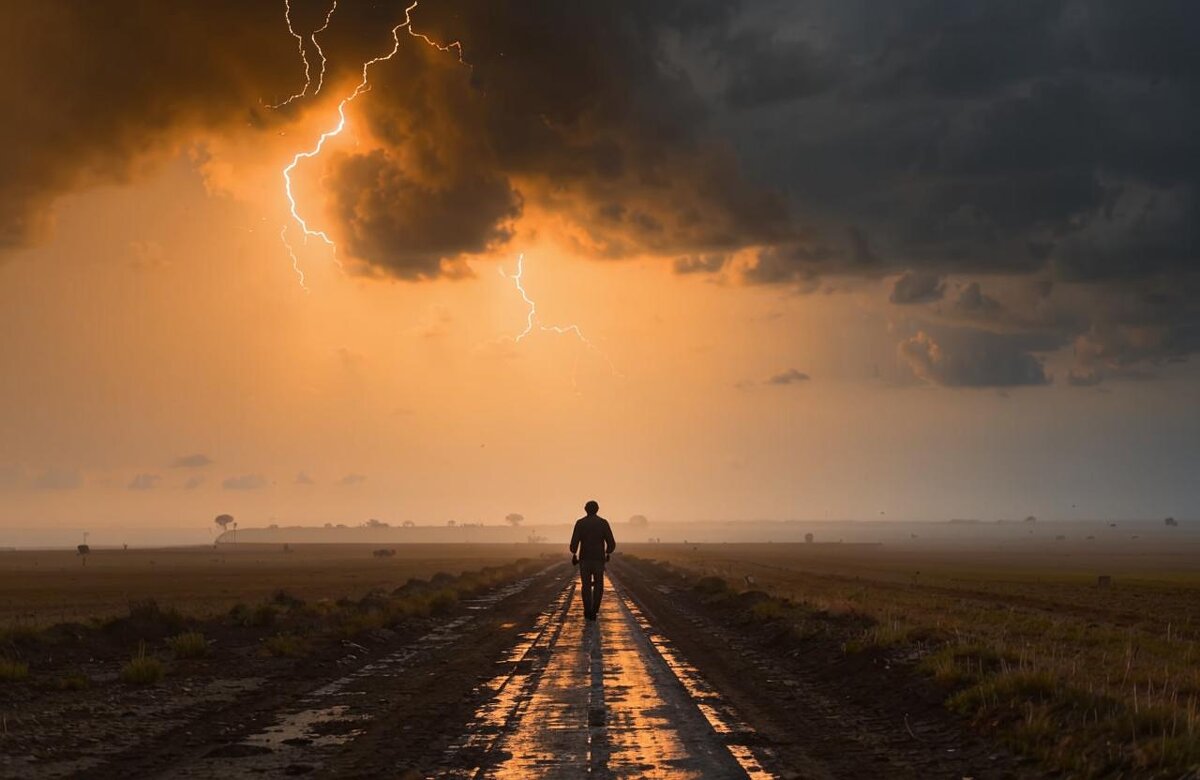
570,515 -> 616,562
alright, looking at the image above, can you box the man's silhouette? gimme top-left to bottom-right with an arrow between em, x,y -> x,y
570,500 -> 616,621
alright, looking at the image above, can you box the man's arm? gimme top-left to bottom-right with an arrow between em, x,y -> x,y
604,520 -> 616,556
569,519 -> 581,555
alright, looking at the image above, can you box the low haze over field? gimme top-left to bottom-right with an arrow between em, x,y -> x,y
1,1 -> 1198,544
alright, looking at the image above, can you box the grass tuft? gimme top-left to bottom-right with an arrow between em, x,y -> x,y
0,658 -> 29,682
167,631 -> 209,659
120,644 -> 165,685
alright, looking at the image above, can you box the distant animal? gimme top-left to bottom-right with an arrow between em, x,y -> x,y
372,548 -> 396,558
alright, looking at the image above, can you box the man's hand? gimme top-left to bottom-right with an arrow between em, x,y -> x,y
571,555 -> 579,566
605,553 -> 611,563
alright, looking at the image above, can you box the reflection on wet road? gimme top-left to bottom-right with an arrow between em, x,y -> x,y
446,573 -> 776,778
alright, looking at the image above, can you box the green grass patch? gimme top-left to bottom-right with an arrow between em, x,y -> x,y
0,658 -> 29,682
120,644 -> 165,685
167,631 -> 210,659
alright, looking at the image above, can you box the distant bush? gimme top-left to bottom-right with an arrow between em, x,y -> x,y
0,658 -> 29,682
120,645 -> 165,685
749,599 -> 790,622
261,634 -> 305,658
228,603 -> 276,628
428,589 -> 459,616
167,631 -> 210,659
125,599 -> 187,634
271,590 -> 305,609
693,576 -> 731,596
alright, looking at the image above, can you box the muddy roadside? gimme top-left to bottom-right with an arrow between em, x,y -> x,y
612,555 -> 1040,780
0,559 -> 568,779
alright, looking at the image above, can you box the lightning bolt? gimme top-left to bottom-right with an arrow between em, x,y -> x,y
278,0 -> 466,287
269,0 -> 338,109
502,255 -> 621,378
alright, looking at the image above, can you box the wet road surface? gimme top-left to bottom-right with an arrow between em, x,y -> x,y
445,572 -> 776,778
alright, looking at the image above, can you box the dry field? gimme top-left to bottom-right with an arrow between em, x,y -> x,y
626,539 -> 1200,776
0,543 -> 556,626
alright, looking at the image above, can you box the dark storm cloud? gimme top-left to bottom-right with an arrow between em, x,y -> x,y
4,1 -> 1199,387
890,272 -> 945,305
898,328 -> 1051,388
699,0 -> 1200,383
0,2 -> 302,249
0,0 -> 792,277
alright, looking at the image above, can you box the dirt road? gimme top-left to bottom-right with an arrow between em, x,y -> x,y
4,559 -> 1029,779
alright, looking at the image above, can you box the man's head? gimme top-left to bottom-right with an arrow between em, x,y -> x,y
584,500 -> 599,516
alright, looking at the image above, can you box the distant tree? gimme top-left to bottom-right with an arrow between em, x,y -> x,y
629,515 -> 649,527
804,532 -> 814,543
1165,516 -> 1179,527
268,523 -> 279,530
505,513 -> 524,527
215,514 -> 234,533
365,518 -> 389,528
323,523 -> 333,529
401,519 -> 415,528
1024,515 -> 1037,523
77,544 -> 90,566
447,520 -> 457,527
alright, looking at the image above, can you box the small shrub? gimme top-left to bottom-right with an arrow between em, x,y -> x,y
429,589 -> 459,616
336,611 -> 385,638
749,599 -> 790,622
390,595 -> 432,620
0,624 -> 42,645
127,599 -> 187,633
261,634 -> 305,658
0,658 -> 29,682
272,590 -> 305,609
229,602 -> 276,628
693,576 -> 730,596
120,645 -> 165,685
57,672 -> 90,691
167,631 -> 209,659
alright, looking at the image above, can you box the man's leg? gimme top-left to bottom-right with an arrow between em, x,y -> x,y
590,564 -> 606,615
578,562 -> 593,616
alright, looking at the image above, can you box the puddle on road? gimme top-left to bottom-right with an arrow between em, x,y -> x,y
447,574 -> 780,779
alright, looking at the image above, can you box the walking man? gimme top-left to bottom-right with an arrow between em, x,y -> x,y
570,500 -> 616,621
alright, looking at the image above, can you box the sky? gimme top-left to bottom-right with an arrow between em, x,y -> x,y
1,0 -> 1198,544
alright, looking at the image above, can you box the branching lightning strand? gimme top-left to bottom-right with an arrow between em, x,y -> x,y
269,0 -> 338,109
503,255 -> 621,378
279,0 -> 466,287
